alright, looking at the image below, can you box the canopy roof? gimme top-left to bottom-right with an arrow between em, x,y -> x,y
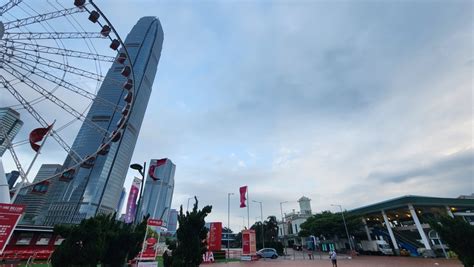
349,195 -> 474,215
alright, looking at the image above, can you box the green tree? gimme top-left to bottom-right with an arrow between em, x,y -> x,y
299,211 -> 363,240
172,197 -> 212,267
51,213 -> 147,267
250,216 -> 283,254
429,216 -> 474,267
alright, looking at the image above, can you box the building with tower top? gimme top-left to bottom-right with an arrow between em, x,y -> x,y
278,196 -> 313,248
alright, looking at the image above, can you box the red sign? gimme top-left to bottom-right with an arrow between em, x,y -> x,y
239,186 -> 247,208
208,222 -> 222,251
147,219 -> 163,226
138,218 -> 162,260
0,204 -> 25,253
242,229 -> 256,256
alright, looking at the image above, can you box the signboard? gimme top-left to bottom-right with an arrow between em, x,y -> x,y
241,229 -> 256,256
0,203 -> 24,253
147,219 -> 162,226
139,218 -> 162,260
124,177 -> 141,223
207,222 -> 222,251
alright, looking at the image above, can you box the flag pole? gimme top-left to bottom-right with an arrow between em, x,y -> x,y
247,188 -> 250,229
11,122 -> 54,203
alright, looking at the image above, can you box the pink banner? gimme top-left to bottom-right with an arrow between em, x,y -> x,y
124,177 -> 141,223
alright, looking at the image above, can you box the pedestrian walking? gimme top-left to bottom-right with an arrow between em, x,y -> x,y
329,250 -> 337,267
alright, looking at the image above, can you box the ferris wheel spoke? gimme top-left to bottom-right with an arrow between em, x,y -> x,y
6,58 -> 122,113
9,49 -> 104,80
0,0 -> 22,16
0,75 -> 82,164
2,63 -> 111,137
1,40 -> 115,62
3,6 -> 86,30
2,31 -> 105,40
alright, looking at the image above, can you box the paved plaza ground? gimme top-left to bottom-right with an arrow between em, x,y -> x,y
208,256 -> 463,267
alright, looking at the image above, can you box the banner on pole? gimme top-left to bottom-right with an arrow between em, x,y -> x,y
239,186 -> 247,208
139,218 -> 162,260
241,229 -> 256,256
207,222 -> 222,251
0,203 -> 24,253
124,177 -> 141,223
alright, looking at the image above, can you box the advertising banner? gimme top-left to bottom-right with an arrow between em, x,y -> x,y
0,203 -> 24,253
241,229 -> 256,256
139,218 -> 162,260
239,186 -> 247,208
124,177 -> 141,223
207,222 -> 222,251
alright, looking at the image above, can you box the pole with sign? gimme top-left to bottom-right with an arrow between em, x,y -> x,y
0,203 -> 25,253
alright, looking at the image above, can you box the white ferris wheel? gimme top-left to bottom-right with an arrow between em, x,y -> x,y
0,0 -> 135,203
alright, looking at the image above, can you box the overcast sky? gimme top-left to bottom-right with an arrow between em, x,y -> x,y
2,0 -> 473,231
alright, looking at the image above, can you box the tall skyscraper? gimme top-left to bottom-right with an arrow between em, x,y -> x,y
16,164 -> 62,224
0,107 -> 23,156
167,209 -> 178,233
116,187 -> 126,219
5,170 -> 20,189
42,17 -> 164,225
138,158 -> 175,226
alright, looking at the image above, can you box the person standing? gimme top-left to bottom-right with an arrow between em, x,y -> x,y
329,250 -> 337,267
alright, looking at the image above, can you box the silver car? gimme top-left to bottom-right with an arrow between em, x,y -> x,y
256,248 -> 278,259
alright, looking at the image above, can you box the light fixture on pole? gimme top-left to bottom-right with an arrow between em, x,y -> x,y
280,201 -> 289,256
252,200 -> 265,249
227,192 -> 234,260
130,161 -> 146,224
331,204 -> 353,252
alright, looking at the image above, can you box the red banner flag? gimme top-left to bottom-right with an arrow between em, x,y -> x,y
148,158 -> 167,181
29,125 -> 52,152
239,186 -> 247,208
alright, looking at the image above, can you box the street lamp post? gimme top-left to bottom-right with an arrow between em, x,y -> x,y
331,204 -> 353,253
130,161 -> 146,224
280,201 -> 289,256
227,192 -> 234,260
253,200 -> 264,249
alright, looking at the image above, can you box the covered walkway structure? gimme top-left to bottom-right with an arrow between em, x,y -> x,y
349,195 -> 474,257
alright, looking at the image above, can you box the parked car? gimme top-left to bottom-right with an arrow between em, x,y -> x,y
256,248 -> 278,259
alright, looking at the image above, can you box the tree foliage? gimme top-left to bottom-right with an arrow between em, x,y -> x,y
250,216 -> 283,254
299,211 -> 363,239
429,216 -> 474,267
51,213 -> 147,267
172,197 -> 212,267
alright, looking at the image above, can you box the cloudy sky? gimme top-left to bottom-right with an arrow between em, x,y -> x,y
2,0 -> 473,231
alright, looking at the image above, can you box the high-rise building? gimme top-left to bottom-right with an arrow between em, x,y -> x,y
42,17 -> 164,225
0,107 -> 23,156
138,158 -> 175,226
16,164 -> 62,224
5,170 -> 20,189
116,187 -> 126,219
167,208 -> 178,233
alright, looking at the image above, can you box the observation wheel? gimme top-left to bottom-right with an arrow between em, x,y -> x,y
0,0 -> 135,200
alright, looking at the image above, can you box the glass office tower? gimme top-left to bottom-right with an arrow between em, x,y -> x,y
42,17 -> 164,225
138,158 -> 175,226
0,107 -> 23,156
